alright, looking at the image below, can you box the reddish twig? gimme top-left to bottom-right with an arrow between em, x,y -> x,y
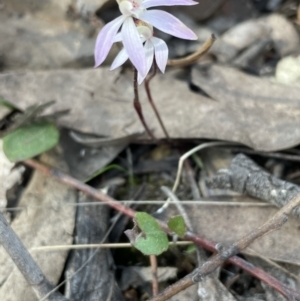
185,232 -> 300,300
144,62 -> 170,140
149,194 -> 300,301
133,67 -> 157,141
24,159 -> 135,219
23,159 -> 300,301
150,255 -> 159,296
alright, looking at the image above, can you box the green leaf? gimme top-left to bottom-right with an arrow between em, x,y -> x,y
168,215 -> 186,237
125,212 -> 169,256
3,122 -> 59,161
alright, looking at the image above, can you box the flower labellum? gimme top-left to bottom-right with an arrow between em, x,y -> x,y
111,21 -> 169,84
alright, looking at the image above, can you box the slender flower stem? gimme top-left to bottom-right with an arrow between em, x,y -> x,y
144,62 -> 170,140
133,67 -> 158,141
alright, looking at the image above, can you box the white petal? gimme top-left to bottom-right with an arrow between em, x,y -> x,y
94,16 -> 125,67
139,10 -> 197,40
138,40 -> 154,84
138,72 -> 144,84
145,40 -> 155,76
110,48 -> 129,70
151,37 -> 168,73
142,0 -> 198,9
113,32 -> 122,42
122,17 -> 147,76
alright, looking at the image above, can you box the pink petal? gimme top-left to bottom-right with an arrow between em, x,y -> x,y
142,0 -> 198,9
139,10 -> 198,40
151,37 -> 168,73
110,48 -> 129,70
122,17 -> 147,77
94,16 -> 125,67
138,40 -> 154,84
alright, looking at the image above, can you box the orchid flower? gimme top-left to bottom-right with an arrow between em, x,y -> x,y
111,22 -> 168,84
94,0 -> 198,76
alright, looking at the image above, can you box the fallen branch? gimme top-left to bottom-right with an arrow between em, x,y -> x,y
23,158 -> 300,300
206,153 -> 300,217
0,212 -> 68,301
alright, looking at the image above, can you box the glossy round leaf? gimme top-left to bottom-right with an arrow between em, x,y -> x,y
127,212 -> 169,256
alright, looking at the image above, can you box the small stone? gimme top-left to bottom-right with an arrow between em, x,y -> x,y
222,19 -> 270,51
276,55 -> 300,86
260,13 -> 300,56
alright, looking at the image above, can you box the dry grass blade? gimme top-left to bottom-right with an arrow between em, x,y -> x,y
167,34 -> 216,67
156,141 -> 237,214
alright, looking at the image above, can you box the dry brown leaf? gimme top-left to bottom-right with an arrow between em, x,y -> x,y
1,0 -> 110,19
1,65 -> 300,151
191,64 -> 300,151
0,150 -> 76,301
0,0 -> 113,70
60,129 -> 128,181
0,13 -> 96,70
166,203 -> 300,265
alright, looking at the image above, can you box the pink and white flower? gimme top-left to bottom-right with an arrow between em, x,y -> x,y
111,22 -> 168,84
94,0 -> 198,76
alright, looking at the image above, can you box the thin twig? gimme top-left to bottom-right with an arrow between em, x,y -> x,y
23,159 -> 300,301
4,200 -> 271,213
133,67 -> 158,141
150,255 -> 159,296
144,62 -> 170,140
0,212 -> 68,301
206,153 -> 300,217
167,35 -> 216,67
24,159 -> 136,218
148,193 -> 300,301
